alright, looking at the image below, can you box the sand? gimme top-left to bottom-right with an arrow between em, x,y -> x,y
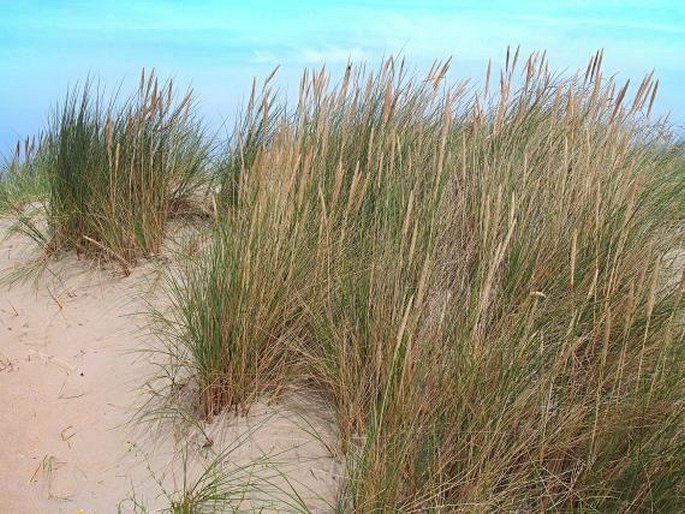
0,222 -> 343,513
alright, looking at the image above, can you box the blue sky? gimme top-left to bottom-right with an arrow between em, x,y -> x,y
1,0 -> 684,154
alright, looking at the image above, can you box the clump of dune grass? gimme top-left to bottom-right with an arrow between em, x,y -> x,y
15,70 -> 211,272
153,68 -> 316,419
158,50 -> 684,512
0,135 -> 49,214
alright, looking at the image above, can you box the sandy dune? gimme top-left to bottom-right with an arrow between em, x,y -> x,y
0,223 -> 343,513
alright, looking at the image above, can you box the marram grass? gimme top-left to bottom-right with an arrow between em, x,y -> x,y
158,51 -> 684,512
4,70 -> 211,272
4,50 -> 683,512
0,135 -> 48,214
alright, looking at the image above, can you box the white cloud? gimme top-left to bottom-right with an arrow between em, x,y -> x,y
250,50 -> 279,64
249,46 -> 371,65
296,46 -> 370,64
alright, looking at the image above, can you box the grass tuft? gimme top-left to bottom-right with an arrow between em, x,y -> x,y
4,70 -> 212,273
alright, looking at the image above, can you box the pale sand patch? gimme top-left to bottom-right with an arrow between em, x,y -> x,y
0,221 -> 343,512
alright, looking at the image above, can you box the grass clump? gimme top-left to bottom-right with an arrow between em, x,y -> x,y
32,70 -> 210,270
158,50 -> 684,512
0,136 -> 49,214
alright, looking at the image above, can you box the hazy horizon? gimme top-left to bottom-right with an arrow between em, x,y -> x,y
2,0 -> 684,156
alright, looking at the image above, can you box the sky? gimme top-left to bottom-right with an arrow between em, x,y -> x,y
1,0 -> 684,155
